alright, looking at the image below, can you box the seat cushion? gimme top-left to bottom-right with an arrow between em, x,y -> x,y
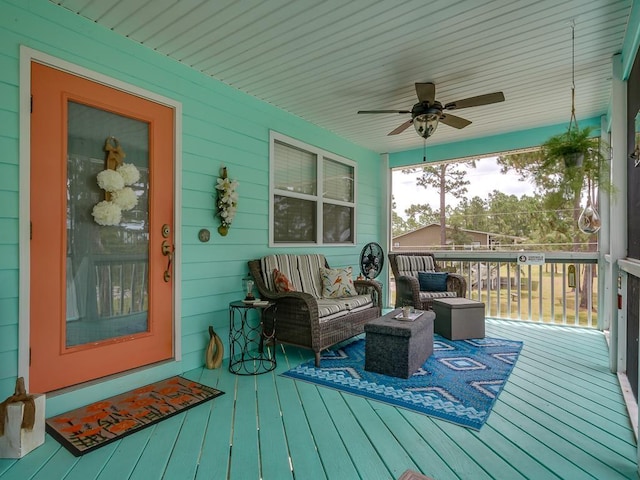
260,254 -> 303,292
419,291 -> 457,302
297,254 -> 326,298
396,255 -> 436,278
316,299 -> 349,322
341,294 -> 373,311
316,294 -> 373,322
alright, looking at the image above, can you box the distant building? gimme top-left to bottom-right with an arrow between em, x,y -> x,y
392,223 -> 524,250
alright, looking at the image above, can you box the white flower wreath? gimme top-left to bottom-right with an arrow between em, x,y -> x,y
92,200 -> 122,226
215,168 -> 239,230
111,187 -> 138,211
117,163 -> 141,185
97,169 -> 125,192
93,162 -> 140,226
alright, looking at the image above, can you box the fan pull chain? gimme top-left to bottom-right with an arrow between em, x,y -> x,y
423,138 -> 427,162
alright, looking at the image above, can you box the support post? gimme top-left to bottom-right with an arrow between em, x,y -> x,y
609,53 -> 627,373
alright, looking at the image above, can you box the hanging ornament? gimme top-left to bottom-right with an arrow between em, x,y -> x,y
577,170 -> 601,235
578,196 -> 601,234
578,200 -> 601,234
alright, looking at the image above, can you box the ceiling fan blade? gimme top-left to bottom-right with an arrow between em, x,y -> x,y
415,83 -> 435,103
388,119 -> 413,135
440,113 -> 472,129
357,109 -> 410,114
444,91 -> 505,110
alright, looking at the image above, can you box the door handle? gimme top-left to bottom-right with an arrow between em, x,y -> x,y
162,240 -> 174,282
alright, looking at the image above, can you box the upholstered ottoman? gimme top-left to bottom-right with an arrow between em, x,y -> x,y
364,309 -> 435,378
432,297 -> 485,340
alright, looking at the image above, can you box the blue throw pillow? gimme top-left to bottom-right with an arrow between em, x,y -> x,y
418,271 -> 448,292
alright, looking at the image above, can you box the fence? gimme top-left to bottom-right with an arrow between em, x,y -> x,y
388,250 -> 599,327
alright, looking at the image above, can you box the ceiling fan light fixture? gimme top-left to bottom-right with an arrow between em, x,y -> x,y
413,113 -> 439,139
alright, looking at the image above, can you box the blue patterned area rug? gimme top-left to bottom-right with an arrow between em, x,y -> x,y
282,336 -> 522,430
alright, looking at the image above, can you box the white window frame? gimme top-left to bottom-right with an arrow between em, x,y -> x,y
269,131 -> 357,247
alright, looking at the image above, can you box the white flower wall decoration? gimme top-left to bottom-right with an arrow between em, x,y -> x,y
215,166 -> 239,236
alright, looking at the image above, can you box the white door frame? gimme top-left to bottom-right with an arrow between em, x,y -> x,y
18,46 -> 183,390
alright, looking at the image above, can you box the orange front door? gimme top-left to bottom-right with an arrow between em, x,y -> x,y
30,62 -> 175,392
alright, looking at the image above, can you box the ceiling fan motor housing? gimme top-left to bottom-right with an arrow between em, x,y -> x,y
412,101 -> 442,138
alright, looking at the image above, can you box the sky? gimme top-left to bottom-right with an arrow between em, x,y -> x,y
391,156 -> 538,218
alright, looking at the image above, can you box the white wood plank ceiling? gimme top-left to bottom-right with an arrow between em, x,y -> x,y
51,0 -> 632,154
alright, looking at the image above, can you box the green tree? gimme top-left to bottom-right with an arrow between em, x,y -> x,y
496,150 -> 596,250
452,196 -> 488,233
403,161 -> 474,245
391,209 -> 407,237
497,150 -> 602,307
403,204 -> 438,232
449,225 -> 473,248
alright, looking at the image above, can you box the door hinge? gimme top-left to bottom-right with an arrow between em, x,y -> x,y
29,348 -> 31,366
30,95 -> 33,113
30,221 -> 32,240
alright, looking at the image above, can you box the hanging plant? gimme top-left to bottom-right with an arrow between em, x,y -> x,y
542,125 -> 594,169
536,22 -> 613,237
540,125 -> 611,196
215,166 -> 239,236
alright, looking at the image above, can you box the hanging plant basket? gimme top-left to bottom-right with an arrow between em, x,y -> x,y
542,125 -> 593,169
541,125 -> 613,188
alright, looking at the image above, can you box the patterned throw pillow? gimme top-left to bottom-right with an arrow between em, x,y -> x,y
418,271 -> 448,292
273,268 -> 296,292
320,266 -> 357,298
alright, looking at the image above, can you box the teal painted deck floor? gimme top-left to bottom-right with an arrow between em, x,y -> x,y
0,319 -> 637,479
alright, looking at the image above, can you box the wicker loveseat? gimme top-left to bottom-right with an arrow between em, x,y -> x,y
248,254 -> 382,366
388,252 -> 467,310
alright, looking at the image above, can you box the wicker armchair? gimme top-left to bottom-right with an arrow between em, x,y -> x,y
248,254 -> 382,366
388,252 -> 467,310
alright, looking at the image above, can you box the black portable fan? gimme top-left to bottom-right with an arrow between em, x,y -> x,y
360,242 -> 384,280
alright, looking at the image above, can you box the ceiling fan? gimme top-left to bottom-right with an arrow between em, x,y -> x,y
357,82 -> 505,139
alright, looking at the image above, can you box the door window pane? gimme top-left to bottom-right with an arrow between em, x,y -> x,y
66,101 -> 149,347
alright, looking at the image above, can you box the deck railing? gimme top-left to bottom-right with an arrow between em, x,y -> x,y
389,249 -> 600,328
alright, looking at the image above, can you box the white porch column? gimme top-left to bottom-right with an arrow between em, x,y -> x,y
598,114 -> 610,332
609,53 -> 628,373
382,152 -> 391,308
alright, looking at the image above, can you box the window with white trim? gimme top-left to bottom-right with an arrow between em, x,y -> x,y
270,132 -> 356,245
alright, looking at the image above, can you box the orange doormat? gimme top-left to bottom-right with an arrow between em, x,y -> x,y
46,376 -> 224,456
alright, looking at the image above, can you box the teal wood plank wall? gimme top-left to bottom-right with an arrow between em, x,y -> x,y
0,0 -> 382,413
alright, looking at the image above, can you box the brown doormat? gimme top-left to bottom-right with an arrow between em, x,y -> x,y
46,376 -> 224,456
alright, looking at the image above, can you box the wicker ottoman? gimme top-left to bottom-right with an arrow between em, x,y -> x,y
432,297 -> 485,340
364,309 -> 435,378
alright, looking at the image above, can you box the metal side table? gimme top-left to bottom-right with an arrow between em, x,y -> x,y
228,301 -> 276,375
